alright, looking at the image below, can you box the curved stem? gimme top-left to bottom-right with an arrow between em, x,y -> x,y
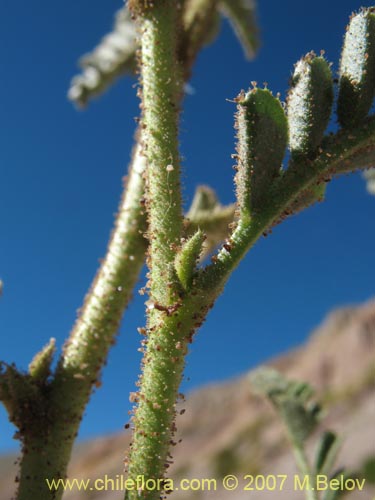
56,140 -> 147,376
4,2 -> 255,497
15,138 -> 147,500
198,116 -> 375,292
125,7 -> 375,496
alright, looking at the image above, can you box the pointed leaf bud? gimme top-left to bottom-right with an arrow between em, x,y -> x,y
29,338 -> 56,383
235,88 -> 288,217
68,7 -> 137,107
287,53 -> 333,157
315,431 -> 340,475
337,8 -> 375,128
175,230 -> 205,290
187,186 -> 221,216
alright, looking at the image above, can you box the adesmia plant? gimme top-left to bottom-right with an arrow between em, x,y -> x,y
0,2 -> 374,499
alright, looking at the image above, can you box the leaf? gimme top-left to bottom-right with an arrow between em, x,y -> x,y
187,185 -> 221,214
68,6 -> 137,107
322,470 -> 354,500
186,186 -> 235,257
219,0 -> 259,59
250,366 -> 290,395
278,398 -> 319,442
29,338 -> 56,383
249,367 -> 321,445
175,230 -> 205,290
235,88 -> 288,216
337,8 -> 375,128
315,431 -> 341,475
287,53 -> 333,157
182,0 -> 222,65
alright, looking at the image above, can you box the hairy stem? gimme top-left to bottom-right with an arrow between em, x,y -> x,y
140,4 -> 183,304
15,139 -> 147,500
125,6 -> 375,495
123,118 -> 375,499
125,2 -> 188,498
197,116 -> 375,292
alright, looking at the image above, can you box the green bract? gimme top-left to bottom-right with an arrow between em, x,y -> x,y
175,230 -> 205,290
337,8 -> 375,128
235,88 -> 288,216
288,53 -> 333,157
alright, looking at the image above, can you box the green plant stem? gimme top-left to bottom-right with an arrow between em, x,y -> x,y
293,442 -> 319,500
124,116 -> 375,498
14,139 -> 148,500
125,2 -> 190,498
125,13 -> 375,494
56,140 -> 147,374
197,116 -> 375,292
125,308 -> 202,496
140,3 -> 183,303
186,199 -> 236,258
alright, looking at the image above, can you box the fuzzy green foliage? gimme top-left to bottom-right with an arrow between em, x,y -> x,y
3,4 -> 375,500
322,471 -> 355,500
28,338 -> 56,383
235,88 -> 288,217
186,186 -> 235,256
250,368 -> 354,500
0,362 -> 42,435
68,6 -> 137,107
175,230 -> 205,290
189,185 -> 220,213
219,0 -> 259,58
314,431 -> 341,475
69,0 -> 259,106
125,4 -> 375,489
337,8 -> 375,128
180,0 -> 221,70
288,53 -> 334,157
250,367 -> 321,444
185,0 -> 221,45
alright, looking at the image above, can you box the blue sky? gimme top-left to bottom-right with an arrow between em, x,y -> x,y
0,0 -> 374,452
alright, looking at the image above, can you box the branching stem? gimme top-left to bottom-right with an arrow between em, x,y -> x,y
13,138 -> 148,500
197,117 -> 375,292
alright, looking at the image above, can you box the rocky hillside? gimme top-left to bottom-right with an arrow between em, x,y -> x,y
1,301 -> 374,499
